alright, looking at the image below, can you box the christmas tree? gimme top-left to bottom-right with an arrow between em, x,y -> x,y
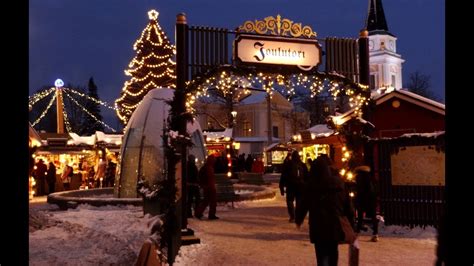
115,10 -> 176,125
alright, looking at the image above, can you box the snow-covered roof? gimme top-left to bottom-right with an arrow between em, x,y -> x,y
68,133 -> 96,146
203,128 -> 233,140
240,91 -> 267,105
95,131 -> 122,145
400,131 -> 445,138
307,124 -> 334,137
234,136 -> 280,143
264,142 -> 288,152
29,123 -> 42,147
374,89 -> 445,115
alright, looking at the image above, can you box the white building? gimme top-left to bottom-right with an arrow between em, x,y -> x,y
367,0 -> 405,91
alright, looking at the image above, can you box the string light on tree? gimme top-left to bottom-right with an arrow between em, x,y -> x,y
115,9 -> 177,125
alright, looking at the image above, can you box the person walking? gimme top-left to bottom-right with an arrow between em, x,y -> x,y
354,165 -> 379,242
194,155 -> 219,220
295,155 -> 355,266
46,162 -> 57,194
280,151 -> 307,222
186,154 -> 201,218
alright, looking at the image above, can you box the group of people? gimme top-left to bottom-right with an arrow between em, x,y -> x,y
31,154 -> 118,195
78,155 -> 117,189
234,153 -> 265,174
279,150 -> 379,265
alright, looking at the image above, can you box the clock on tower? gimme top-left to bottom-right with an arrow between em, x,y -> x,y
388,40 -> 395,51
369,40 -> 374,50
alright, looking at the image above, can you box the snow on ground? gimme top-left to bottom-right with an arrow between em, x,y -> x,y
30,185 -> 438,266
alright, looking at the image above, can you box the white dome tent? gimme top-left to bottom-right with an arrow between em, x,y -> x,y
115,88 -> 207,198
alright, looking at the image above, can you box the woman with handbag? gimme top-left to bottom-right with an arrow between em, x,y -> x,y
295,154 -> 355,266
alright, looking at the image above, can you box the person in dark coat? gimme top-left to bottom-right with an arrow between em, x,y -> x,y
295,155 -> 354,266
34,159 -> 48,196
46,162 -> 57,194
105,157 -> 117,187
354,165 -> 379,241
281,151 -> 307,222
195,155 -> 219,220
245,154 -> 253,172
186,154 -> 200,218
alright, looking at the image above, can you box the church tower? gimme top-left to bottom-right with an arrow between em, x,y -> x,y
367,0 -> 405,91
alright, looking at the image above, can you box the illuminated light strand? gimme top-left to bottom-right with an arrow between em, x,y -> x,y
128,58 -> 176,70
60,93 -> 73,133
116,10 -> 177,125
63,88 -> 121,112
64,92 -> 116,132
28,87 -> 55,106
31,92 -> 57,126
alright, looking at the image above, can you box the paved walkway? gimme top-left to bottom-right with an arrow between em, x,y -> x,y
179,183 -> 437,266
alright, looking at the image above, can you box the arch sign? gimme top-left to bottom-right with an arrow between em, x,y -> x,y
234,15 -> 322,71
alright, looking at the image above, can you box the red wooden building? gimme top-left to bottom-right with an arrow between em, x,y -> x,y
367,89 -> 445,138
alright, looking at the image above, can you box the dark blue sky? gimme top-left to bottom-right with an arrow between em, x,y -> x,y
29,0 -> 445,126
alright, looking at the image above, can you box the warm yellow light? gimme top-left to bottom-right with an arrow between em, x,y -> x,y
344,151 -> 350,158
342,146 -> 347,151
339,169 -> 346,176
347,172 -> 353,180
233,142 -> 240,150
349,192 -> 355,197
227,172 -> 232,177
226,145 -> 230,149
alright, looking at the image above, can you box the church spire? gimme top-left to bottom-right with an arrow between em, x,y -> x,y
366,0 -> 393,36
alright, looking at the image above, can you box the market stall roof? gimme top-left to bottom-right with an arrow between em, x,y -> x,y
264,142 -> 289,152
95,131 -> 122,145
69,133 -> 96,146
307,124 -> 334,137
29,123 -> 43,147
235,136 -> 280,143
203,128 -> 233,141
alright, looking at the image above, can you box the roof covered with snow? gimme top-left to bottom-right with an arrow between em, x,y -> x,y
234,136 -> 280,143
307,124 -> 334,136
203,128 -> 233,140
374,89 -> 445,114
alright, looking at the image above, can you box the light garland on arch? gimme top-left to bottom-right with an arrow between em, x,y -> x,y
186,68 -> 370,120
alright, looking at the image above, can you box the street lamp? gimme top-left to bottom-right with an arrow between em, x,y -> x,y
231,110 -> 237,131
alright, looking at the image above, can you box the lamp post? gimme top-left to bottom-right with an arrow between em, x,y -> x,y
231,110 -> 237,131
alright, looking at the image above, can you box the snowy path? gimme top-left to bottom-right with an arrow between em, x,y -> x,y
177,187 -> 437,265
29,185 -> 438,265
